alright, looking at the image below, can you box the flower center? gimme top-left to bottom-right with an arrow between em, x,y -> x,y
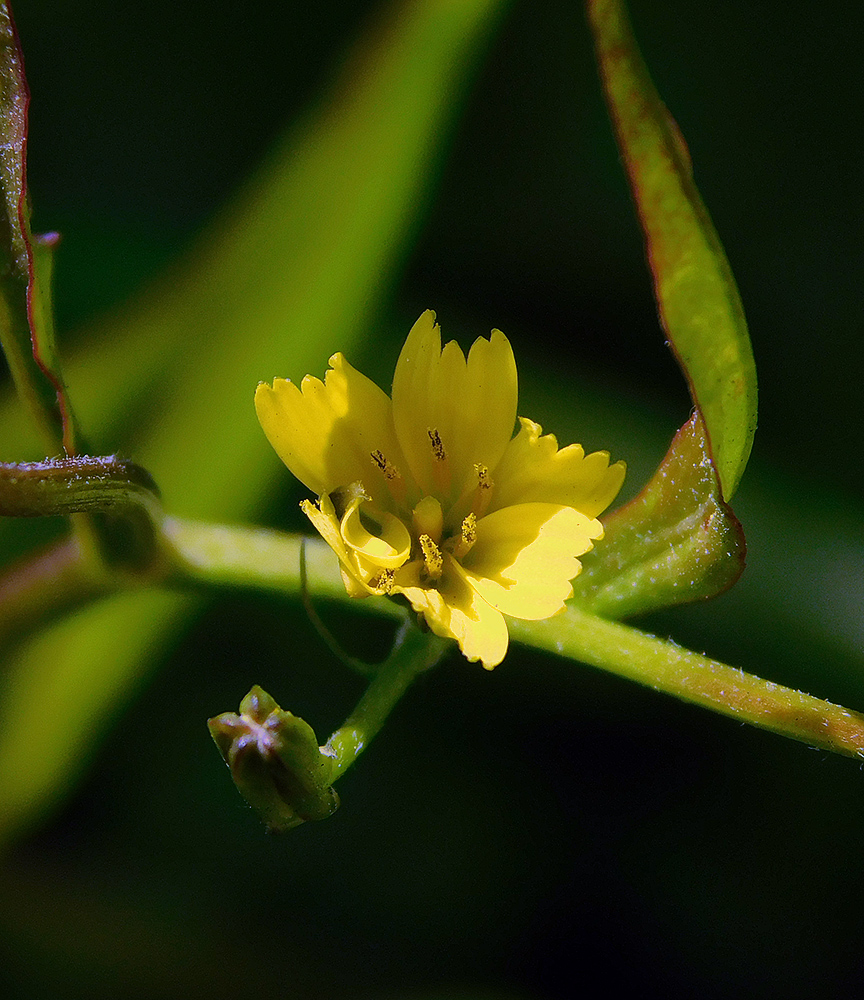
333,442 -> 494,592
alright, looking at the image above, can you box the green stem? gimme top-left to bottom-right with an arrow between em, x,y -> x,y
6,508 -> 864,761
326,624 -> 452,778
511,608 -> 864,758
162,519 -> 338,598
0,457 -> 164,572
0,457 -> 159,519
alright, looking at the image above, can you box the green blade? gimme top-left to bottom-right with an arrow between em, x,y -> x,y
587,0 -> 757,499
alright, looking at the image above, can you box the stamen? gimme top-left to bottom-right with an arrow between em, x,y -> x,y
370,568 -> 395,594
419,534 -> 443,580
452,512 -> 477,560
474,464 -> 491,490
462,512 -> 477,544
370,450 -> 406,505
428,428 -> 446,462
471,464 -> 493,519
371,450 -> 401,480
427,428 -> 451,497
449,463 -> 494,524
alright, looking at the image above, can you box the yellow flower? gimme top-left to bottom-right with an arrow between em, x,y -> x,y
255,311 -> 625,669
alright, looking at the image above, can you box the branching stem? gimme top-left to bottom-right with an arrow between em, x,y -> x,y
326,625 -> 452,778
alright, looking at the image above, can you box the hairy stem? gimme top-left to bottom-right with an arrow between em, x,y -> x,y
511,608 -> 864,758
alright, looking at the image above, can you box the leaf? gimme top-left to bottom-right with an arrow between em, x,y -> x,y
0,7 -> 80,454
570,410 -> 746,618
587,0 -> 757,500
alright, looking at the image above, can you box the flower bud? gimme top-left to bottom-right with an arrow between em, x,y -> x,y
208,685 -> 339,833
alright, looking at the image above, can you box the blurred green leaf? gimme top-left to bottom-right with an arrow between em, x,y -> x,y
571,411 -> 745,618
0,0 -> 509,849
587,0 -> 757,500
0,591 -> 194,846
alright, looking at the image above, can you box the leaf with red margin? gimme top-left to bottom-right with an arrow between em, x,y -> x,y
0,5 -> 80,455
570,411 -> 746,618
570,0 -> 754,615
586,0 -> 757,501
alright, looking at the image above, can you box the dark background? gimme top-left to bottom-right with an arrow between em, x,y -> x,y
3,1 -> 863,997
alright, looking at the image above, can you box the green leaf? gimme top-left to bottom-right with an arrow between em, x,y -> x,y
570,411 -> 745,618
0,591 -> 194,847
0,9 -> 81,454
587,0 -> 757,500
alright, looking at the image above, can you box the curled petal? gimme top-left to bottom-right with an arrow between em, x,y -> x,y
397,557 -> 510,670
256,354 -> 405,502
341,500 -> 412,570
392,311 -> 517,504
490,417 -> 625,519
302,494 -> 376,596
461,503 -> 602,620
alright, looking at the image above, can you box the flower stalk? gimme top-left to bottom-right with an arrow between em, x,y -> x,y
208,623 -> 451,831
326,623 -> 452,778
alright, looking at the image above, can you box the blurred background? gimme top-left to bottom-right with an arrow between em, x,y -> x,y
2,0 -> 863,997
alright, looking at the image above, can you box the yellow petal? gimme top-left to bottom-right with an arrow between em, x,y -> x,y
391,311 -> 517,504
397,560 -> 510,670
454,329 -> 517,490
255,354 -> 406,502
460,502 -> 602,620
301,495 -> 357,583
489,417 -> 625,519
302,494 -> 393,596
340,500 -> 412,570
339,565 -> 370,599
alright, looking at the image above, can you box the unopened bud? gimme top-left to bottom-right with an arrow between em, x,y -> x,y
208,685 -> 339,833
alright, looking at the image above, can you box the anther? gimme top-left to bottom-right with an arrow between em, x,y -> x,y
371,569 -> 396,594
461,512 -> 477,545
470,464 -> 493,519
371,450 -> 401,481
427,428 -> 446,462
419,534 -> 443,580
452,513 -> 477,560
